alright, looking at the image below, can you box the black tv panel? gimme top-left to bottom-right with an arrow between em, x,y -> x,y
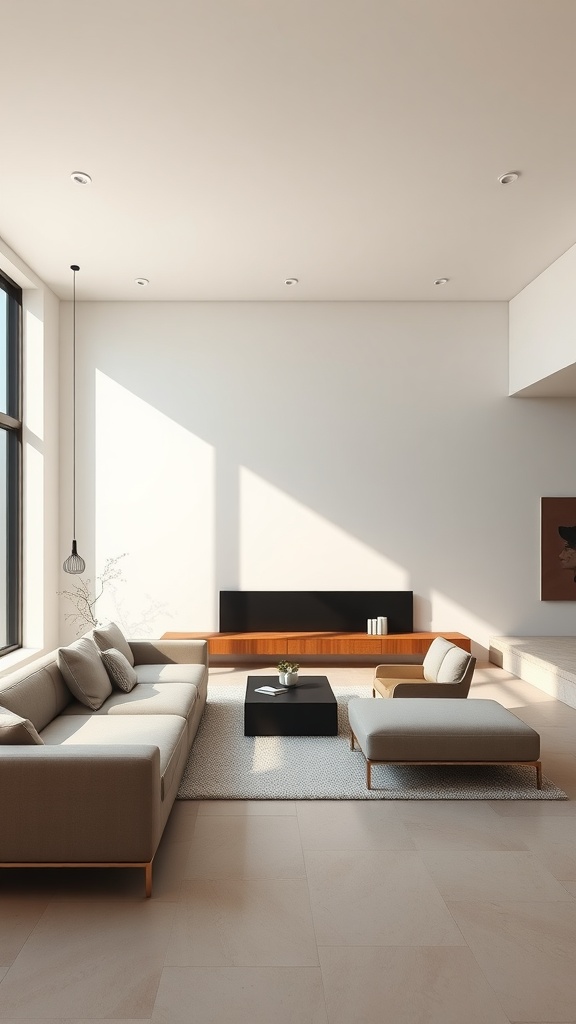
219,591 -> 413,634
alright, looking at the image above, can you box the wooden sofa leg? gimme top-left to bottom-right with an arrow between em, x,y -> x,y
350,731 -> 356,750
145,862 -> 153,898
366,760 -> 372,790
536,761 -> 542,790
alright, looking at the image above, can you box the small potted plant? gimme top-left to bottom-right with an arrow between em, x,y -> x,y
277,660 -> 300,687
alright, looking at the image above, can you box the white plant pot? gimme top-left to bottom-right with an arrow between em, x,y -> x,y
283,672 -> 299,687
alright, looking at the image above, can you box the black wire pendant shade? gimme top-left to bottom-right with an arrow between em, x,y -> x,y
63,264 -> 86,574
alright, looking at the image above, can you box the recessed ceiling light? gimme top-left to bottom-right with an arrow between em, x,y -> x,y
498,171 -> 520,185
70,170 -> 92,185
434,278 -> 449,286
284,278 -> 298,286
135,278 -> 149,287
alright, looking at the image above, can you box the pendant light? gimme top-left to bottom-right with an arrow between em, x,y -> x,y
63,264 -> 86,574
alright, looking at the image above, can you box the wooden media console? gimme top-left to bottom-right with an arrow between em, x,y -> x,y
161,631 -> 471,658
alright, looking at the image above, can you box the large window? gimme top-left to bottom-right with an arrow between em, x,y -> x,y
0,271 -> 22,654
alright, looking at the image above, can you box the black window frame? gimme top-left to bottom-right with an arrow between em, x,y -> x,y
0,269 -> 22,656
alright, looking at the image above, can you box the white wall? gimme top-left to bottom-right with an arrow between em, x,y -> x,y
0,238 -> 60,671
509,242 -> 576,395
60,300 -> 576,655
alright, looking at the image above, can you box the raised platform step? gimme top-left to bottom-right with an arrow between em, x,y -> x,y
490,636 -> 576,710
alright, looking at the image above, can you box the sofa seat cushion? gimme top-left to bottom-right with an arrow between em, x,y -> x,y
348,697 -> 540,763
40,713 -> 188,800
61,682 -> 198,721
135,663 -> 206,687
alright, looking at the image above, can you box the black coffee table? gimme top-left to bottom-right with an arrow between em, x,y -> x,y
244,675 -> 338,737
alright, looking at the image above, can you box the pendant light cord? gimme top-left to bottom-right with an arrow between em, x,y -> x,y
63,264 -> 85,574
71,264 -> 79,540
72,267 -> 76,538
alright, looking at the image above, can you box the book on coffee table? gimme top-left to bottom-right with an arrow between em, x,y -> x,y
253,685 -> 287,695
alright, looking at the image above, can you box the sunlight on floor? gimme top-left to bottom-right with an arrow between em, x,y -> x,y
252,735 -> 284,773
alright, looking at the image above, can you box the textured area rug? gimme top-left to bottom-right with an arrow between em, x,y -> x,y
178,683 -> 567,801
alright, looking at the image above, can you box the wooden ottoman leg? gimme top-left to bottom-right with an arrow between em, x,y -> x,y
536,761 -> 542,790
366,760 -> 372,790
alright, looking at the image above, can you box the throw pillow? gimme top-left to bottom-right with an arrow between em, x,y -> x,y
436,645 -> 470,683
57,636 -> 113,710
422,637 -> 458,682
101,648 -> 138,693
92,622 -> 134,667
0,706 -> 44,745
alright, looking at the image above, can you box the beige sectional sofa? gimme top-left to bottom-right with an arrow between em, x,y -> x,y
0,625 -> 208,896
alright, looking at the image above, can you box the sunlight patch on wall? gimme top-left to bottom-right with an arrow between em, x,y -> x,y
24,307 -> 44,441
239,467 -> 407,589
94,371 -> 215,635
23,445 -> 43,646
430,590 -> 496,648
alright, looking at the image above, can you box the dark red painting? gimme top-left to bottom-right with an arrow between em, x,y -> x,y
541,497 -> 576,601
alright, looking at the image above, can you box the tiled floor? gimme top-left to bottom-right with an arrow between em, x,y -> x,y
2,663 -> 576,1023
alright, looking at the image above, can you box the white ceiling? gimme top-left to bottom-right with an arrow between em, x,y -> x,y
1,0 -> 576,302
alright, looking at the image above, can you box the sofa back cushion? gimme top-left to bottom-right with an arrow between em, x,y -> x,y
0,706 -> 44,744
423,637 -> 470,683
0,654 -> 72,731
57,636 -> 113,710
436,645 -> 471,683
91,622 -> 134,667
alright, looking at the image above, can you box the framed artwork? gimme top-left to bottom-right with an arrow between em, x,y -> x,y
541,497 -> 576,600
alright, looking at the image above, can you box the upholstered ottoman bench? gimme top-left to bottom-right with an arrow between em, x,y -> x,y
348,697 -> 541,790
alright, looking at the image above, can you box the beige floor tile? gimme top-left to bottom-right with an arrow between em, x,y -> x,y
392,799 -> 505,825
517,839 -> 576,882
165,877 -> 318,966
538,727 -> 576,755
305,850 -> 465,946
152,966 -> 328,1023
449,899 -> 576,1022
406,818 -> 529,851
319,945 -> 509,1024
561,880 -> 576,896
509,702 -> 576,726
0,901 -> 175,1019
0,902 -> 48,965
0,973 -> 6,987
469,673 -> 553,708
0,1020 -> 151,1024
421,850 -> 571,901
489,798 -> 576,817
183,814 -> 305,879
493,815 -> 576,847
160,799 -> 199,843
196,799 -> 296,815
296,799 -> 414,851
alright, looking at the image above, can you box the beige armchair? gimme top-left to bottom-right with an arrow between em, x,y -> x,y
372,636 -> 475,699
